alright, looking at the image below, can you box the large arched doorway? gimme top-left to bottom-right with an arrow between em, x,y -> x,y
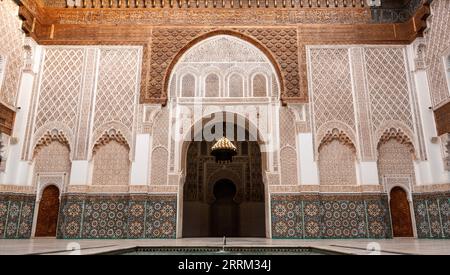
182,123 -> 266,238
35,185 -> 60,237
168,33 -> 280,238
390,187 -> 414,237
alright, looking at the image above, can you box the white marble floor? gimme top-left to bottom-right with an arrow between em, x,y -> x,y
0,238 -> 449,255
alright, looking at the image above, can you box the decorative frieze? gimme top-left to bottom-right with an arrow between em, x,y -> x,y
92,129 -> 129,155
377,128 -> 415,155
34,129 -> 70,155
48,6 -> 372,26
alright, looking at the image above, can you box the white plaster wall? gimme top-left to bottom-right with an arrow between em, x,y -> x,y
69,161 -> 90,185
298,133 -> 319,185
130,134 -> 150,185
357,162 -> 380,185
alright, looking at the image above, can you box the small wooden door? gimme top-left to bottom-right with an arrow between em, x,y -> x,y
35,185 -> 60,237
390,187 -> 414,237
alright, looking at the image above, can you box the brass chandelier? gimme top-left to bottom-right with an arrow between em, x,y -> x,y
211,137 -> 237,163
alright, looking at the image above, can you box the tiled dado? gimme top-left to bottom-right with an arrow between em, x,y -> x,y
271,193 -> 392,239
413,192 -> 450,239
0,193 -> 35,239
57,194 -> 177,239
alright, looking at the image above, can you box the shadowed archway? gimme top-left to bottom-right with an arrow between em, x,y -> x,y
210,179 -> 239,237
181,120 -> 266,238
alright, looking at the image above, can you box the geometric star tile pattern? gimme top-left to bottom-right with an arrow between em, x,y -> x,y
57,194 -> 177,239
271,194 -> 392,239
0,194 -> 35,239
413,192 -> 450,239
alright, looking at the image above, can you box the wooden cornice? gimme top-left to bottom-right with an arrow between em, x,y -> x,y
410,2 -> 431,37
0,103 -> 16,136
18,0 -> 49,41
16,0 -> 430,45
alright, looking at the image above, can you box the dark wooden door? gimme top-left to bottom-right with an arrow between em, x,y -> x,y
35,185 -> 60,237
210,179 -> 239,237
390,187 -> 414,237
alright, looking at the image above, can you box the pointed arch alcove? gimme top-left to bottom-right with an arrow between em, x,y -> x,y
318,128 -> 357,186
91,129 -> 131,186
32,129 -> 72,238
376,128 -> 417,238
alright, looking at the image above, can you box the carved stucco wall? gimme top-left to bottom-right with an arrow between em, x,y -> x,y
0,0 -> 25,107
308,45 -> 420,173
27,46 -> 142,167
318,139 -> 357,186
31,129 -> 72,199
93,47 -> 141,145
181,74 -> 195,97
424,0 -> 450,107
92,141 -> 130,186
309,47 -> 356,161
22,36 -> 425,192
279,107 -> 299,186
364,47 -> 415,134
377,138 -> 416,189
32,47 -> 85,155
310,48 -> 355,134
150,107 -> 170,186
34,141 -> 71,175
170,35 -> 278,99
317,129 -> 357,186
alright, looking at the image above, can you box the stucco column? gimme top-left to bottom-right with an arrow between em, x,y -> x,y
356,162 -> 380,185
298,133 -> 319,185
408,42 -> 450,185
130,133 -> 151,185
1,38 -> 42,186
69,161 -> 90,185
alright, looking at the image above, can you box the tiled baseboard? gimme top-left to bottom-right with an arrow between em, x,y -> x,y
271,193 -> 393,239
413,192 -> 450,239
1,190 -> 449,239
57,194 -> 177,239
0,193 -> 35,239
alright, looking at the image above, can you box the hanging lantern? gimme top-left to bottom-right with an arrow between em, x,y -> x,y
211,137 -> 237,163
